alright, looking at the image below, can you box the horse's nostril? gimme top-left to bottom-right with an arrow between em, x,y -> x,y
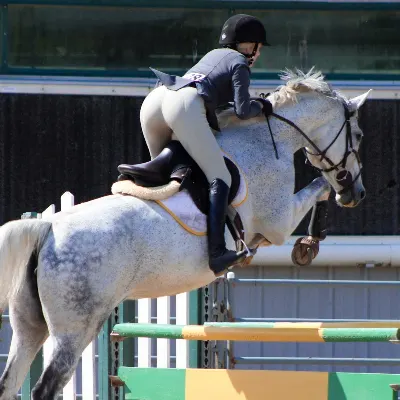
336,170 -> 348,181
360,190 -> 366,200
336,170 -> 352,187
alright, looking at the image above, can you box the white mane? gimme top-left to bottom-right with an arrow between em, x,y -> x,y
272,67 -> 346,105
217,67 -> 347,129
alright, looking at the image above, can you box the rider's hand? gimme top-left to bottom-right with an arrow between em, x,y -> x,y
258,98 -> 273,117
252,97 -> 273,118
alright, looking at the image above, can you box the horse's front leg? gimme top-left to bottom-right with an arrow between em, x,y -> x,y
290,176 -> 331,266
291,176 -> 331,232
252,176 -> 330,245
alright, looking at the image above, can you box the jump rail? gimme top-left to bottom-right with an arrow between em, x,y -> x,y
111,323 -> 400,343
111,321 -> 400,400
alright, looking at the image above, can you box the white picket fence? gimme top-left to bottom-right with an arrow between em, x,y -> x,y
34,191 -> 190,398
137,292 -> 190,369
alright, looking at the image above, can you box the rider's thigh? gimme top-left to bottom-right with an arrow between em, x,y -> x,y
162,87 -> 231,186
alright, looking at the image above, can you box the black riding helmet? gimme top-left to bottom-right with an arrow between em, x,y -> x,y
219,14 -> 270,47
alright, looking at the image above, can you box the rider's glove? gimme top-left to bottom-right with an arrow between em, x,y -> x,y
258,97 -> 273,117
252,96 -> 273,118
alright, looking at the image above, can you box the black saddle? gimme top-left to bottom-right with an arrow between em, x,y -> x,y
117,140 -> 241,216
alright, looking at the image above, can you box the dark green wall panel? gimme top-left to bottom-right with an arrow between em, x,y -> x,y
0,93 -> 149,222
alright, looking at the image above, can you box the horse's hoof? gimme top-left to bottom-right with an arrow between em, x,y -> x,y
291,236 -> 320,267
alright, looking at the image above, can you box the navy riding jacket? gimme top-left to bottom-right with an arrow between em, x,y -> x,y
150,48 -> 262,131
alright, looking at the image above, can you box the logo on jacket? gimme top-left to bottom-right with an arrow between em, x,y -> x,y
183,72 -> 206,82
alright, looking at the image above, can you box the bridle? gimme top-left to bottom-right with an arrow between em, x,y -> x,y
264,98 -> 362,196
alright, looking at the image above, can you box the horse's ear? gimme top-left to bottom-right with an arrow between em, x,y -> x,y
348,89 -> 372,112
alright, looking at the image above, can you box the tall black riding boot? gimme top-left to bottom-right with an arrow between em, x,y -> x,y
208,178 -> 247,275
118,141 -> 186,187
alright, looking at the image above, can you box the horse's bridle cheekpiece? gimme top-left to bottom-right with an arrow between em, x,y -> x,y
262,94 -> 362,196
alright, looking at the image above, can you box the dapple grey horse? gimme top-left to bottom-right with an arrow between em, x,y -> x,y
0,69 -> 370,399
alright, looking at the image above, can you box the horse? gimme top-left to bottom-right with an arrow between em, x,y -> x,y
0,68 -> 370,399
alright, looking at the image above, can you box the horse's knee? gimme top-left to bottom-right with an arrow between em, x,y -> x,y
312,176 -> 331,199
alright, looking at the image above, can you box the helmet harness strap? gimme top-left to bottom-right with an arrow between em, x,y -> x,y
233,42 -> 259,66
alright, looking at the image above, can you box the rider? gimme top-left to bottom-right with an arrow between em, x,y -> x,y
119,14 -> 273,275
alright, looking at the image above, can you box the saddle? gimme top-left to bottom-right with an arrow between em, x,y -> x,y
117,140 -> 246,249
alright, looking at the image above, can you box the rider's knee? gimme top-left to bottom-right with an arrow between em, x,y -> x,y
209,172 -> 231,187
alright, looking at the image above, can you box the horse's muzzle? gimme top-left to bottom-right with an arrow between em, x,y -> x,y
334,169 -> 366,208
336,186 -> 366,208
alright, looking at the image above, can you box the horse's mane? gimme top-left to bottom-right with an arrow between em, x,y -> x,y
217,66 -> 347,129
272,67 -> 346,105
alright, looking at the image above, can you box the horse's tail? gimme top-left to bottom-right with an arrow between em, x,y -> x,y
0,219 -> 51,312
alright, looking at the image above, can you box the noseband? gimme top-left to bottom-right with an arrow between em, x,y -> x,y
265,100 -> 361,196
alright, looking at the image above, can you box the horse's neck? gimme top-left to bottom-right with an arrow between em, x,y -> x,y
217,112 -> 303,161
217,121 -> 295,238
216,97 -> 324,238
